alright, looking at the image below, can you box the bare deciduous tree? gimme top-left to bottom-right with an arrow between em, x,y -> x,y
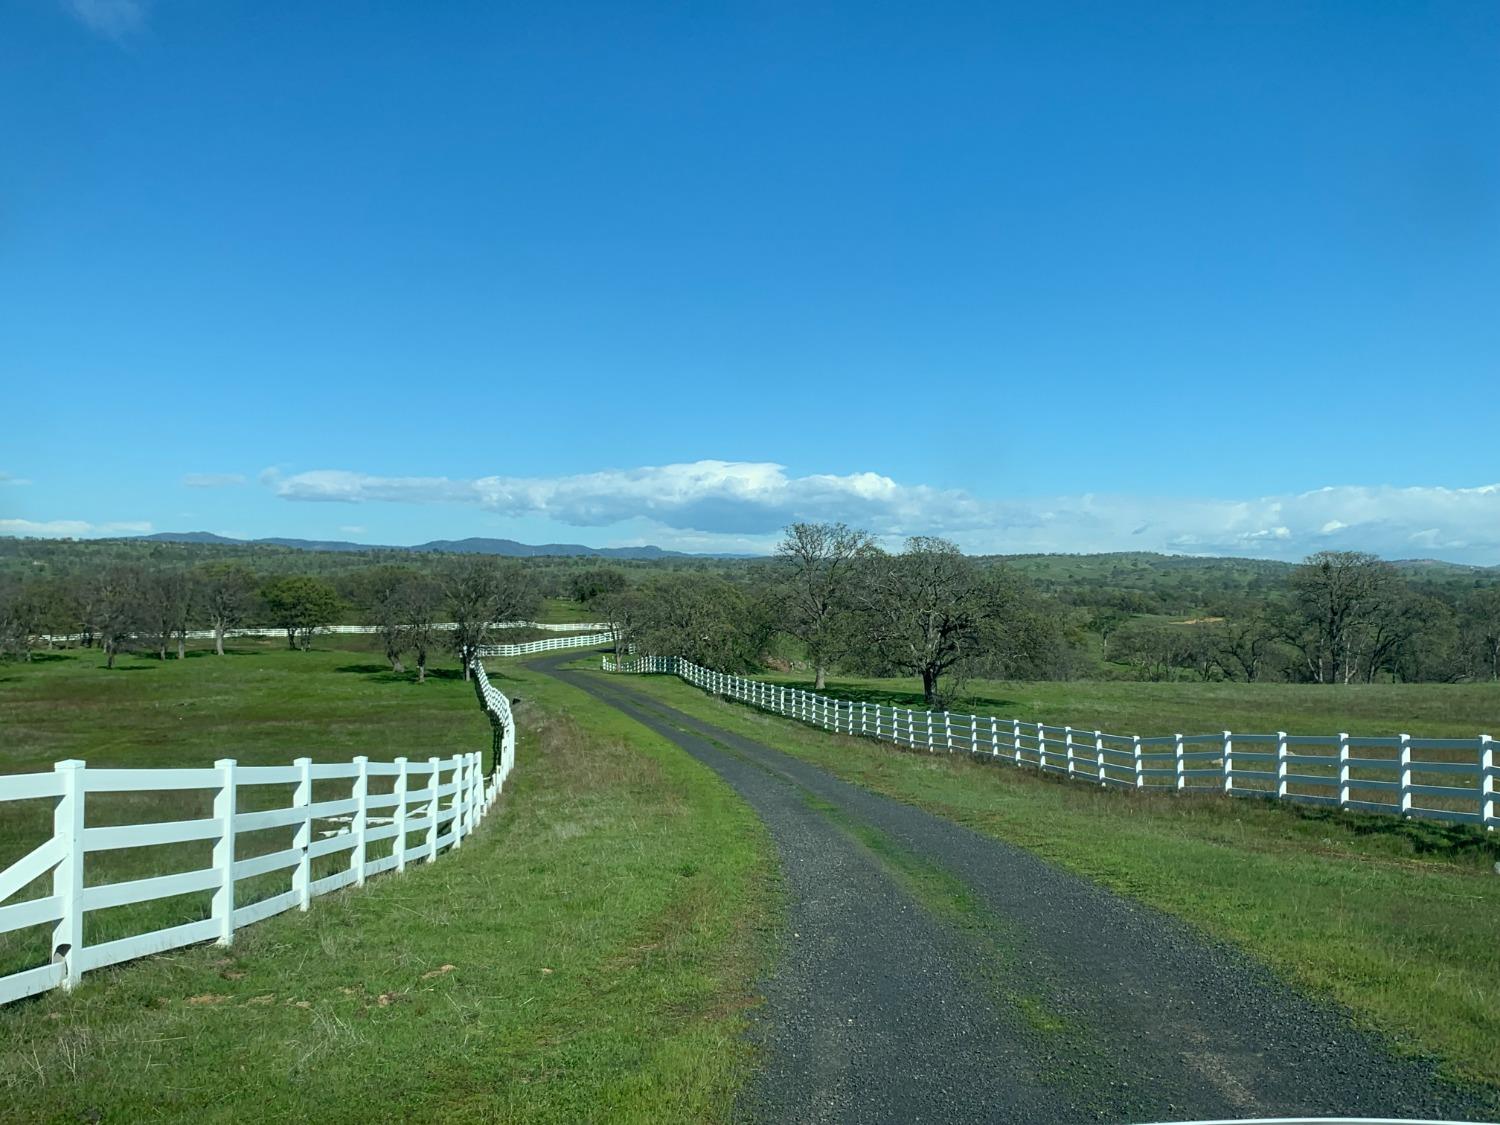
142,570 -> 194,660
1284,551 -> 1398,683
1208,617 -> 1277,682
0,576 -> 44,661
92,566 -> 141,670
776,522 -> 874,689
445,558 -> 541,678
854,537 -> 1037,706
200,563 -> 257,656
404,574 -> 444,683
363,565 -> 417,673
1463,587 -> 1500,681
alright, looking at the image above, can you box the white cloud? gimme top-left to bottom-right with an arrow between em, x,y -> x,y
267,461 -> 1500,563
0,519 -> 152,538
182,473 -> 247,488
338,525 -> 367,535
62,0 -> 148,37
273,461 -> 986,537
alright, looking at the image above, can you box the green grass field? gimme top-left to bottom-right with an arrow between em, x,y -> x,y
593,662 -> 1500,1096
0,642 -> 777,1122
534,598 -> 603,625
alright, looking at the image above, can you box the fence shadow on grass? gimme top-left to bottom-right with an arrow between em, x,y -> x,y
1281,802 -> 1500,862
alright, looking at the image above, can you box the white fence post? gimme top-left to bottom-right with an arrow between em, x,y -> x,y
427,756 -> 441,860
926,711 -> 934,752
1013,719 -> 1022,765
944,712 -> 952,751
351,756 -> 369,884
52,760 -> 85,989
991,717 -> 1000,758
1132,736 -> 1143,788
1399,734 -> 1413,817
1174,734 -> 1186,790
212,758 -> 237,945
1276,732 -> 1289,800
394,756 -> 409,873
970,715 -> 978,755
1481,735 -> 1494,830
1065,726 -> 1075,777
1222,731 -> 1234,795
293,756 -> 313,910
1038,727 -> 1048,772
1095,730 -> 1105,785
1337,732 -> 1350,809
450,753 -> 464,848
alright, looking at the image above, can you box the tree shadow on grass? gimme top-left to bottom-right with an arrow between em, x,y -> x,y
334,663 -> 467,685
1281,802 -> 1500,863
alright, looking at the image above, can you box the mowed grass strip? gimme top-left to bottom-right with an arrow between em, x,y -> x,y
596,665 -> 1500,1093
0,647 -> 777,1123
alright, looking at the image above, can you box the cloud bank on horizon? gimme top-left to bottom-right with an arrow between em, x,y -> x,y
255,461 -> 1500,563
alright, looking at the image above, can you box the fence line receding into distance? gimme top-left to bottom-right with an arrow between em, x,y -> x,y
0,659 -> 517,1006
39,621 -> 613,645
476,631 -> 614,657
603,655 -> 1497,831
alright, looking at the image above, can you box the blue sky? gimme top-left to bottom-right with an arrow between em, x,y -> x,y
3,1 -> 1497,561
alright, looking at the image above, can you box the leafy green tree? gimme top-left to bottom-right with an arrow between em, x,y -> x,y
627,574 -> 773,672
568,567 -> 627,603
261,576 -> 341,651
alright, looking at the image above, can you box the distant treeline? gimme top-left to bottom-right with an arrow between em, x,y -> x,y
2,533 -> 1498,700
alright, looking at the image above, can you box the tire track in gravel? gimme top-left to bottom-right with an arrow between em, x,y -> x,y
535,654 -> 1497,1125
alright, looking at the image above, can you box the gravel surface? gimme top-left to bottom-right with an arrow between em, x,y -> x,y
538,656 -> 1497,1125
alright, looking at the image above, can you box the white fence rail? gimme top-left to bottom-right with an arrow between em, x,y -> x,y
603,656 -> 1498,831
477,631 -> 614,657
0,659 -> 517,1006
39,620 -> 611,645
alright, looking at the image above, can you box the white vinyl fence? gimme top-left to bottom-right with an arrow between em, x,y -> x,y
39,621 -> 611,645
477,631 -> 614,657
604,656 -> 1498,832
0,658 -> 517,1006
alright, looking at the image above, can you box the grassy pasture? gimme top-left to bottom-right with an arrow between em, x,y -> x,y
595,662 -> 1500,1096
0,641 -> 776,1121
535,598 -> 602,624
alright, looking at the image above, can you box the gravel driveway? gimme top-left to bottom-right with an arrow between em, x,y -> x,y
537,655 -> 1496,1124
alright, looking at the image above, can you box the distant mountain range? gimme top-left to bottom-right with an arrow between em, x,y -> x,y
134,531 -> 714,560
